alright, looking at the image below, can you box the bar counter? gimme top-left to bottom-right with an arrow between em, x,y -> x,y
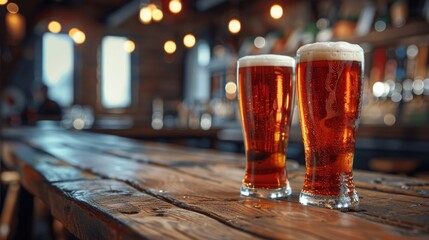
1,127 -> 429,239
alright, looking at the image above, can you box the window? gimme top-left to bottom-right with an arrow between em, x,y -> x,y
42,33 -> 74,107
184,40 -> 211,104
101,36 -> 132,109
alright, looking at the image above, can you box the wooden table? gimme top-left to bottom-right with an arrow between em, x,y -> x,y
1,127 -> 429,239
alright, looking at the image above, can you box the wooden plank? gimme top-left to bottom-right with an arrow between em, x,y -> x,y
24,130 -> 427,199
50,179 -> 259,240
354,171 -> 429,198
34,143 -> 428,239
81,139 -> 428,199
124,160 -> 429,234
2,142 -> 97,184
4,129 -> 429,238
3,143 -> 259,239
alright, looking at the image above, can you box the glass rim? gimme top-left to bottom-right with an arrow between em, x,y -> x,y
297,42 -> 364,63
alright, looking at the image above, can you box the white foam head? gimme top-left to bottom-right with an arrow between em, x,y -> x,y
238,54 -> 295,68
297,42 -> 363,62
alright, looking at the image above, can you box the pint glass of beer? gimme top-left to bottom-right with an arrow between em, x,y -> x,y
296,42 -> 363,209
237,55 -> 295,199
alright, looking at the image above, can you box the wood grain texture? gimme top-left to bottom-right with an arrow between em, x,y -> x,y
2,142 -> 259,240
3,128 -> 429,240
31,142 -> 429,239
50,179 -> 259,240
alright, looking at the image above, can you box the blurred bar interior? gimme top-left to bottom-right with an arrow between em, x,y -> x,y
1,0 -> 429,177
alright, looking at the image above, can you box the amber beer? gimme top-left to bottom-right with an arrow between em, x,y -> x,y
237,55 -> 295,199
297,42 -> 363,209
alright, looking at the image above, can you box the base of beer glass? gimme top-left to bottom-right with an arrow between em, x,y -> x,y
240,182 -> 292,199
299,191 -> 359,209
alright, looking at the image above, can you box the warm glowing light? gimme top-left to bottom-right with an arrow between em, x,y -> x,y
270,4 -> 283,19
7,2 -> 19,14
71,29 -> 86,44
123,40 -> 135,53
228,18 -> 241,34
183,34 -> 196,48
68,28 -> 79,37
225,82 -> 237,99
0,0 -> 8,6
169,0 -> 182,14
152,8 -> 163,22
148,3 -> 157,11
48,21 -> 62,33
5,12 -> 25,41
164,40 -> 177,54
225,82 -> 237,94
139,6 -> 152,24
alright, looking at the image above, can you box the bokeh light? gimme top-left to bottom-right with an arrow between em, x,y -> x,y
71,29 -> 86,44
384,114 -> 396,126
152,8 -> 163,22
228,18 -> 241,34
164,40 -> 177,54
123,40 -> 135,53
139,6 -> 151,24
270,4 -> 283,19
6,2 -> 18,14
183,34 -> 196,48
48,21 -> 61,33
169,0 -> 182,14
254,36 -> 266,48
225,82 -> 237,94
372,82 -> 385,97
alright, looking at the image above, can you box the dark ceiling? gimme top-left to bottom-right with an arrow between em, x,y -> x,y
11,0 -> 237,26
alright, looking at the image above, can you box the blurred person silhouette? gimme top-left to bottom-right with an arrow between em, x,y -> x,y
35,84 -> 62,117
23,84 -> 62,124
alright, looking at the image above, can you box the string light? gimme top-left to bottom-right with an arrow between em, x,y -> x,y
183,34 -> 196,48
124,40 -> 135,53
228,18 -> 241,34
164,40 -> 177,54
70,28 -> 86,44
169,0 -> 182,14
48,21 -> 61,33
270,4 -> 283,19
139,6 -> 152,24
68,28 -> 79,37
0,0 -> 8,6
148,3 -> 157,11
152,8 -> 163,22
